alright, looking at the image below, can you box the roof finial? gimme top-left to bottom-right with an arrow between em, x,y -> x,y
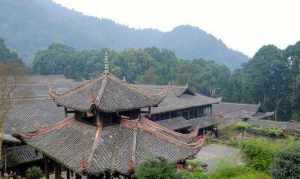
104,50 -> 109,75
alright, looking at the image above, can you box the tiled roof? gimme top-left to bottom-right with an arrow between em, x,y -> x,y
5,75 -> 215,174
6,75 -> 79,135
212,102 -> 260,127
23,118 -> 202,174
133,84 -> 220,114
49,74 -> 164,112
152,93 -> 220,114
23,119 -> 96,173
5,99 -> 65,134
4,145 -> 43,167
156,116 -> 217,130
213,102 -> 259,115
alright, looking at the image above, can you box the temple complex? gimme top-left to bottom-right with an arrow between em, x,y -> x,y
3,62 -> 215,178
0,57 -> 272,178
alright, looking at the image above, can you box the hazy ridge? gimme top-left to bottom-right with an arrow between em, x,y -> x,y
0,0 -> 248,68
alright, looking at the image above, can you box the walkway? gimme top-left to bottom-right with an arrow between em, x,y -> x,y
196,144 -> 243,171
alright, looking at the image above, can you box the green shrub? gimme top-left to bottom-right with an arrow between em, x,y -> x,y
208,160 -> 250,179
234,172 -> 271,179
291,110 -> 300,121
192,170 -> 208,179
176,170 -> 195,179
186,159 -> 206,170
176,170 -> 208,179
186,159 -> 207,179
239,138 -> 279,171
252,127 -> 285,138
135,158 -> 177,179
271,143 -> 300,179
208,160 -> 271,179
234,121 -> 251,131
186,159 -> 203,167
263,127 -> 284,137
25,167 -> 43,179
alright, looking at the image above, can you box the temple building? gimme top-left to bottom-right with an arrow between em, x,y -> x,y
133,84 -> 220,133
8,64 -> 212,178
0,57 -> 272,178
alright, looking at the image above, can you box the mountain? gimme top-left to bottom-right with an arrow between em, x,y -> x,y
0,0 -> 248,68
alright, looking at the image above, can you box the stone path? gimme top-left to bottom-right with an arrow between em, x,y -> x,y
196,144 -> 243,171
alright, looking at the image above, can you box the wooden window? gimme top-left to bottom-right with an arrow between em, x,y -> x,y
171,111 -> 177,118
190,108 -> 196,119
183,110 -> 189,120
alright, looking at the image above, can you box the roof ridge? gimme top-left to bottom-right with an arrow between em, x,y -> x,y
86,123 -> 103,170
50,75 -> 104,98
95,75 -> 108,107
121,118 -> 204,149
107,74 -> 162,104
20,117 -> 74,139
133,84 -> 186,88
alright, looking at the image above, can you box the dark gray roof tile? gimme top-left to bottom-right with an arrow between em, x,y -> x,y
133,85 -> 220,114
23,119 -> 201,174
50,74 -> 162,112
4,145 -> 43,167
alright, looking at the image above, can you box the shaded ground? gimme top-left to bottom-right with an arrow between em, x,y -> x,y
196,144 -> 243,171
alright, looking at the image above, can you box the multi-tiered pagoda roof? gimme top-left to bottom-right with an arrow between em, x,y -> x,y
49,73 -> 164,112
17,72 -> 204,176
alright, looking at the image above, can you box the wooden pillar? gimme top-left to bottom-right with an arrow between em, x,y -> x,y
64,107 -> 68,117
44,157 -> 49,179
3,148 -> 7,174
75,173 -> 82,179
148,107 -> 151,118
66,169 -> 70,179
58,166 -> 62,178
54,167 -> 58,179
54,165 -> 61,179
211,105 -> 213,119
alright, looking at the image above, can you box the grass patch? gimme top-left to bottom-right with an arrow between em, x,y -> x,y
234,136 -> 298,172
208,160 -> 270,179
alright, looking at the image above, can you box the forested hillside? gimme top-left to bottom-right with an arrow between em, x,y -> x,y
32,41 -> 300,121
0,0 -> 248,68
32,44 -> 231,97
224,42 -> 300,121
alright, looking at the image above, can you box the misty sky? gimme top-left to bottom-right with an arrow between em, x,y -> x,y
54,0 -> 300,57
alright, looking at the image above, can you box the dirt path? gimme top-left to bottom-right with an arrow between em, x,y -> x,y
196,144 -> 243,171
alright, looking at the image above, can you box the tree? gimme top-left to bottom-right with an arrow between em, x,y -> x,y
0,38 -> 21,64
224,45 -> 293,120
174,59 -> 230,96
32,43 -> 75,75
285,42 -> 300,121
135,158 -> 177,179
32,44 -> 231,96
290,73 -> 300,121
25,167 -> 43,179
271,143 -> 300,179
